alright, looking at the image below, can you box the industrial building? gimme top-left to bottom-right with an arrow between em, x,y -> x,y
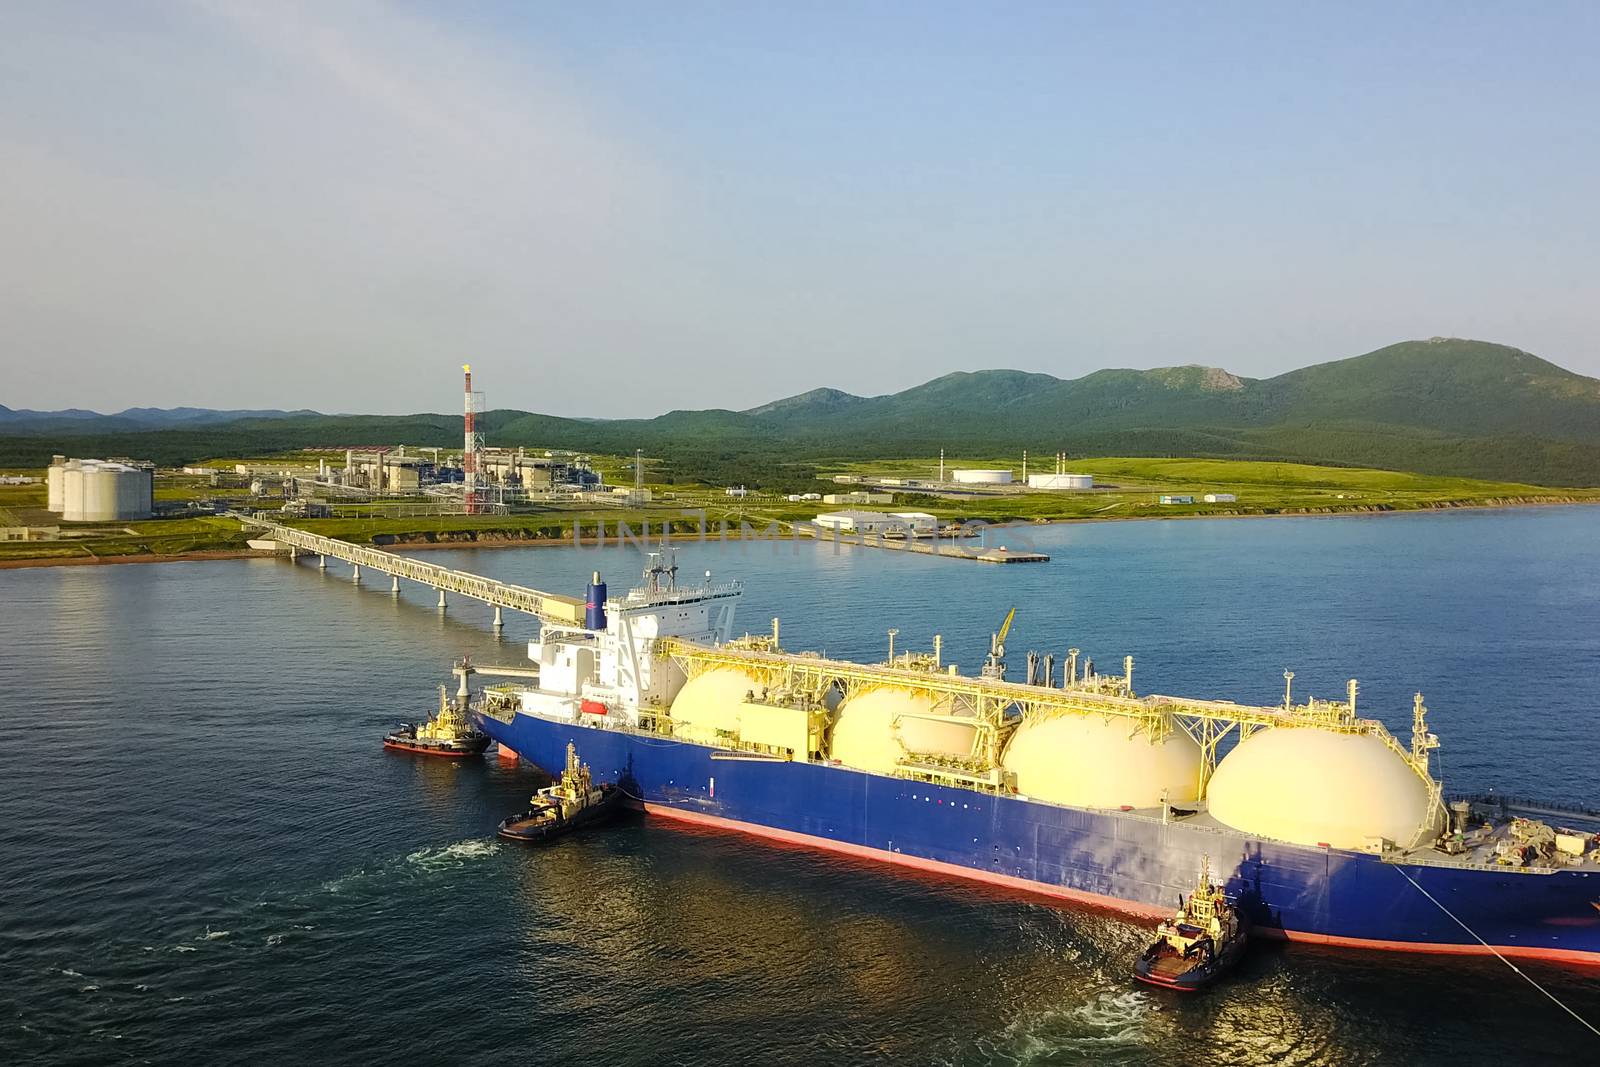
1159,494 -> 1195,505
342,449 -> 430,492
46,456 -> 154,521
822,491 -> 894,505
1,525 -> 60,541
477,448 -> 598,492
813,510 -> 938,537
1203,493 -> 1237,503
951,469 -> 1012,485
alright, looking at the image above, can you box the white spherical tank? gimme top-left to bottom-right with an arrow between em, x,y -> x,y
1206,729 -> 1435,849
668,667 -> 759,745
1001,714 -> 1202,809
829,687 -> 974,774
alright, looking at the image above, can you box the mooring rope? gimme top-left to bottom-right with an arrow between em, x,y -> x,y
1393,864 -> 1600,1039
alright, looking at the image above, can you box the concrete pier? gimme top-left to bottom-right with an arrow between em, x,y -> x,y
319,555 -> 327,570
437,590 -> 447,611
352,564 -> 361,583
493,606 -> 503,630
391,575 -> 400,595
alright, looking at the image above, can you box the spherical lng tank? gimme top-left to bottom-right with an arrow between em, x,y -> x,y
1206,728 -> 1436,849
668,667 -> 760,745
829,687 -> 975,774
1001,714 -> 1202,809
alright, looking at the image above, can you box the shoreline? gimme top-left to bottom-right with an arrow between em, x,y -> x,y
1,495 -> 1595,571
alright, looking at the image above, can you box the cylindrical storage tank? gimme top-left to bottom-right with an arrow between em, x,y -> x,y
1206,729 -> 1435,849
668,667 -> 760,745
829,687 -> 973,774
117,468 -> 152,519
951,469 -> 1013,485
1025,473 -> 1094,490
62,462 -> 86,521
46,462 -> 65,513
82,467 -> 118,521
1001,714 -> 1202,809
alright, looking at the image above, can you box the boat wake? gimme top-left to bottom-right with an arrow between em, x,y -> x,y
405,838 -> 500,871
980,989 -> 1152,1066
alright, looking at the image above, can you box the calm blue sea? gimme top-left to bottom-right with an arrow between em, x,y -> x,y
2,507 -> 1598,1065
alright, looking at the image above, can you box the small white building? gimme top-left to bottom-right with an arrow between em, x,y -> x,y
1027,473 -> 1094,490
951,469 -> 1013,485
1203,493 -> 1237,503
822,491 -> 894,505
813,510 -> 938,537
1159,494 -> 1195,505
725,486 -> 750,499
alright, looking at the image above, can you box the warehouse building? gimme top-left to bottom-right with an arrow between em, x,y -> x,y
813,510 -> 938,537
822,491 -> 894,505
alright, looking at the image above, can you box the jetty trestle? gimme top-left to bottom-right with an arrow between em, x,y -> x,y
237,515 -> 584,625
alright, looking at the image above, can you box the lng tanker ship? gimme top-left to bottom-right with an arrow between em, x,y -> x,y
467,554 -> 1600,966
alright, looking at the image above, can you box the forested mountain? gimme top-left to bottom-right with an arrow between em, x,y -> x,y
4,339 -> 1598,486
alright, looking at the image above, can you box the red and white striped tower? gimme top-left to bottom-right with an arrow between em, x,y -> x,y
462,363 -> 479,514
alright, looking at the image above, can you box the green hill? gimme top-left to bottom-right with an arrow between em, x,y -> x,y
4,338 -> 1598,486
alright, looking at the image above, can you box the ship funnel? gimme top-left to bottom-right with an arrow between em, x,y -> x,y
585,570 -> 608,631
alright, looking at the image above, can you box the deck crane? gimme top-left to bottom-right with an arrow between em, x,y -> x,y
981,607 -> 1017,680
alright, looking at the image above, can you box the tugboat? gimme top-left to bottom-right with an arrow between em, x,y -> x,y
1133,856 -> 1249,991
383,685 -> 491,758
497,742 -> 624,843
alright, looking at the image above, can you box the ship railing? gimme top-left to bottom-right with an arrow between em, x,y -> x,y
1448,792 -> 1600,822
615,581 -> 744,608
658,638 -> 1403,736
1382,852 -> 1559,876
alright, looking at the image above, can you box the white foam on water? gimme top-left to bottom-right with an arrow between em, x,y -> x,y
79,985 -> 99,993
135,984 -> 151,992
405,838 -> 500,871
199,927 -> 230,941
265,933 -> 285,947
986,989 -> 1153,1066
57,968 -> 84,978
172,945 -> 196,953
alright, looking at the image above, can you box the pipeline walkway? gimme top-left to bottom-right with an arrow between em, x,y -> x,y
237,515 -> 584,625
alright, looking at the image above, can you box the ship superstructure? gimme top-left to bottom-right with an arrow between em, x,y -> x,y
467,554 -> 1600,966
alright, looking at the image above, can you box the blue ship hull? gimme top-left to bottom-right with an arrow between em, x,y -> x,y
480,711 -> 1600,966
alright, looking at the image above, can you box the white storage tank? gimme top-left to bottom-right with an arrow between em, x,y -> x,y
951,469 -> 1013,485
54,459 -> 154,521
829,687 -> 975,774
1002,714 -> 1202,809
46,456 -> 66,512
1026,473 -> 1094,490
1206,728 -> 1438,849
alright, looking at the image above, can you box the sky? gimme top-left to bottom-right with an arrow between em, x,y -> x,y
1,1 -> 1597,417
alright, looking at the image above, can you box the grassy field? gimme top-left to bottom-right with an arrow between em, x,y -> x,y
820,456 -> 1598,524
2,454 -> 1595,565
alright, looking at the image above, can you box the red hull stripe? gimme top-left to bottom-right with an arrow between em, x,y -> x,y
640,802 -> 1600,968
382,742 -> 480,758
